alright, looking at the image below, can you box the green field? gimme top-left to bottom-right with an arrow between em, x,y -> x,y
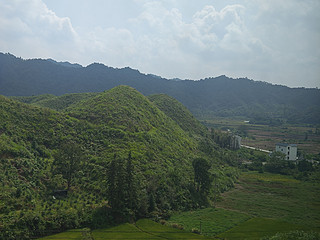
201,117 -> 320,154
39,219 -> 214,240
217,218 -> 305,240
168,171 -> 320,239
40,229 -> 83,239
168,208 -> 250,236
217,172 -> 320,229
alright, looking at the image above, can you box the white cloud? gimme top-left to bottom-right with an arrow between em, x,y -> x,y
242,0 -> 320,87
82,27 -> 138,67
0,0 -> 319,87
0,0 -> 80,61
126,2 -> 273,80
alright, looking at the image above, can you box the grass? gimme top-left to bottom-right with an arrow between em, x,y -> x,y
168,171 -> 320,239
39,229 -> 83,239
92,222 -> 160,240
135,219 -> 211,239
168,207 -> 250,236
39,219 -> 214,240
216,171 -> 320,238
241,172 -> 300,183
217,218 -> 306,240
217,171 -> 320,229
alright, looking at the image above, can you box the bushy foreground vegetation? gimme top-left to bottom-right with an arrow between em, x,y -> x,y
0,86 -> 241,239
262,230 -> 320,240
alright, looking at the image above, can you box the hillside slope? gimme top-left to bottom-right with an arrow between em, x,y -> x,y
0,86 -> 199,193
1,86 -> 239,239
148,94 -> 207,136
12,92 -> 99,111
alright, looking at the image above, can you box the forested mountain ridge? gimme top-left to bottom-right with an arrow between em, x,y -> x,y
148,94 -> 207,136
0,86 -> 239,239
1,52 -> 320,124
11,92 -> 99,111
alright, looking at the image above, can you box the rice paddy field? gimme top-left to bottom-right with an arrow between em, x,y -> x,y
168,171 -> 320,239
201,118 -> 320,154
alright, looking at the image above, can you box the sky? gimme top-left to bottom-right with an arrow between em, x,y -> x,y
0,0 -> 319,88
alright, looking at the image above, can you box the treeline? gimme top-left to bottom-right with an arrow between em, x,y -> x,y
240,150 -> 320,181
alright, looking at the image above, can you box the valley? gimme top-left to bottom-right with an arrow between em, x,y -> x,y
201,117 -> 320,155
0,54 -> 319,239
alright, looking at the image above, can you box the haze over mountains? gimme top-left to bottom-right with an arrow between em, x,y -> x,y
1,52 -> 319,124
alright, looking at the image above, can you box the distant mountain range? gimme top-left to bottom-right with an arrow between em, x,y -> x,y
1,52 -> 319,124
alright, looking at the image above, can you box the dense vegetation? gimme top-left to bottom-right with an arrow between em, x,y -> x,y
11,92 -> 98,112
0,86 -> 241,239
1,52 -> 320,124
37,171 -> 320,240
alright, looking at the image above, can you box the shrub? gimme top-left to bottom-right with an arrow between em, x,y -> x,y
171,223 -> 184,230
159,219 -> 166,225
262,230 -> 320,240
192,228 -> 201,234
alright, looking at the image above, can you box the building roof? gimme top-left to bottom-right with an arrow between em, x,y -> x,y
276,143 -> 297,147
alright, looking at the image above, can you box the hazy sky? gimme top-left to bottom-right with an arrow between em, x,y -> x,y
1,0 -> 319,88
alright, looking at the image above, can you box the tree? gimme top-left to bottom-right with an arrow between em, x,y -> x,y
192,158 -> 212,194
264,152 -> 288,174
298,160 -> 313,172
124,151 -> 137,212
52,141 -> 83,191
107,152 -> 138,222
107,154 -> 117,209
107,154 -> 125,216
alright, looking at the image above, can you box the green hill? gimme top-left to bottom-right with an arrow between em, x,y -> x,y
66,86 -> 180,131
12,91 -> 209,137
0,86 -> 239,239
12,92 -> 99,111
148,94 -> 207,136
11,94 -> 56,104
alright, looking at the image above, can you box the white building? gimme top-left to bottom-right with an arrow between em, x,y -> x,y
275,143 -> 297,161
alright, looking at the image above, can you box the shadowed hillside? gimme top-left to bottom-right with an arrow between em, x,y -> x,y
1,52 -> 319,124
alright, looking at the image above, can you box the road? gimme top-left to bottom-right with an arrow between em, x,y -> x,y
241,145 -> 271,154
